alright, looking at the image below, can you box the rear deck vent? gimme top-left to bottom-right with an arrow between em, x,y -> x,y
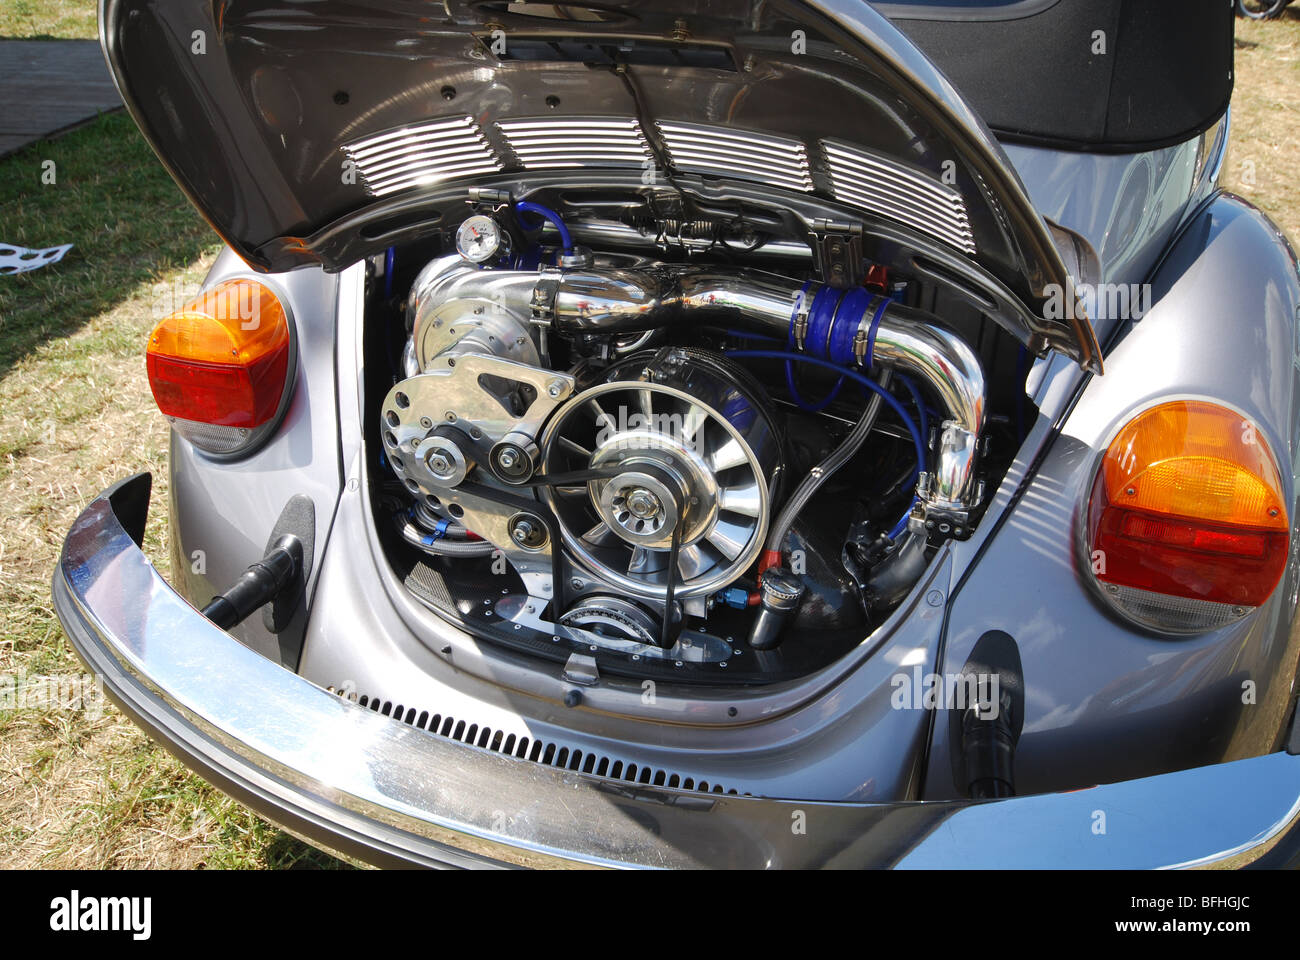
344,116 -> 502,198
496,116 -> 653,169
657,121 -> 814,193
821,139 -> 976,255
328,687 -> 742,797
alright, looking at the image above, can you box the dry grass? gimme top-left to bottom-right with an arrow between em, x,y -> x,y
0,6 -> 1296,870
0,0 -> 96,39
0,254 -> 343,868
1223,13 -> 1300,240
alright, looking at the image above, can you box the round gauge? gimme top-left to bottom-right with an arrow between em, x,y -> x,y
455,215 -> 505,263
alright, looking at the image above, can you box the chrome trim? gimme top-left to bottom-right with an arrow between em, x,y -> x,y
657,122 -> 814,192
497,117 -> 653,170
52,475 -> 1300,868
822,140 -> 976,254
344,116 -> 502,198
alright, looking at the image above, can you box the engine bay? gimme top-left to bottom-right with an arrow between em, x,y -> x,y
363,188 -> 1033,685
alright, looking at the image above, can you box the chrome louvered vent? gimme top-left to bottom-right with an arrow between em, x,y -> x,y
329,686 -> 744,797
658,121 -> 814,192
821,140 -> 977,255
344,116 -> 502,198
497,117 -> 653,169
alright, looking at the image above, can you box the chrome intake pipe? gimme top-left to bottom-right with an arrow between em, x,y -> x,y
410,259 -> 987,510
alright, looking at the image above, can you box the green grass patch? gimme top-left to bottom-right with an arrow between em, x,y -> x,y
0,111 -> 218,376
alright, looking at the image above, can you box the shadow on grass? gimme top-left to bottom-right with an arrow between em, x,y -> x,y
261,832 -> 357,870
0,111 -> 219,378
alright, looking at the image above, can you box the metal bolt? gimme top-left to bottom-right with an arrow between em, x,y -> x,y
445,411 -> 457,422
547,379 -> 565,398
497,448 -> 519,469
626,488 -> 661,519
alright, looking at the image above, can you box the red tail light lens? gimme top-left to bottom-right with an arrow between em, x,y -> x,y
1086,400 -> 1290,632
146,279 -> 292,454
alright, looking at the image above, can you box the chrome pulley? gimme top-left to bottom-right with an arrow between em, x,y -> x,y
540,349 -> 780,601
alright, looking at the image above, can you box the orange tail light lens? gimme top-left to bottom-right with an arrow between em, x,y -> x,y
146,280 -> 291,453
1087,400 -> 1290,628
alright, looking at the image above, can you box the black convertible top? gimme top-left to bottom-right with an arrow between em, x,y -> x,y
878,0 -> 1234,151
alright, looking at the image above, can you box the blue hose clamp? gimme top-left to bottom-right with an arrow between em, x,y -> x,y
831,288 -> 874,367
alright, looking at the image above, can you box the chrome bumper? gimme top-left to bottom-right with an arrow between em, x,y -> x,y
52,474 -> 1300,868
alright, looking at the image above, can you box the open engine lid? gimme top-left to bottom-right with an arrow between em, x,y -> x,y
100,0 -> 1100,371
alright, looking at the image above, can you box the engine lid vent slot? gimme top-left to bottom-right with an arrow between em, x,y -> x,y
497,116 -> 654,169
657,121 -> 814,193
344,116 -> 503,198
821,139 -> 977,255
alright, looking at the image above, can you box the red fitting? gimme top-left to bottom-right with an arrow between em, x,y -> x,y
757,548 -> 782,576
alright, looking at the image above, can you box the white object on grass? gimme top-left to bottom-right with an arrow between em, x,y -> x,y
0,242 -> 73,275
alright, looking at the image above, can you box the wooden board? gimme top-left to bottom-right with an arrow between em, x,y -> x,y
0,40 -> 123,158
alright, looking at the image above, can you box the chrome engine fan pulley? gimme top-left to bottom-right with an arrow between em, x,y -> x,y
540,350 -> 780,602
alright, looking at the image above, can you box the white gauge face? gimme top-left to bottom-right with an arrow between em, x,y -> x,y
455,215 -> 504,263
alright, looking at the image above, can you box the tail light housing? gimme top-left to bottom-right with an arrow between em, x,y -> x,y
146,279 -> 293,456
1085,400 -> 1291,634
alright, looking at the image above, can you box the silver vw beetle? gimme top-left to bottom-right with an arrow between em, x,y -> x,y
54,0 -> 1300,867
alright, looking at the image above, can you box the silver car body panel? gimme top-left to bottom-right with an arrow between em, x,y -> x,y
922,191 -> 1300,799
51,482 -> 1300,867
